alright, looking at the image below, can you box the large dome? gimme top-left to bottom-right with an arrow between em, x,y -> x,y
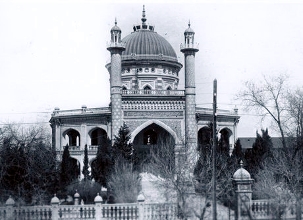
121,30 -> 178,62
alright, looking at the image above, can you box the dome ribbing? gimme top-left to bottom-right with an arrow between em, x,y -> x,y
122,30 -> 178,62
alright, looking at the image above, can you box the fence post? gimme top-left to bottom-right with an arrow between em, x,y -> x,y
74,190 -> 80,205
232,161 -> 254,220
137,192 -> 145,220
94,193 -> 103,220
51,194 -> 60,220
5,196 -> 15,219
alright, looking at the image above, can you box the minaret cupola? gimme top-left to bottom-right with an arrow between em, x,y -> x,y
184,21 -> 195,46
110,18 -> 122,44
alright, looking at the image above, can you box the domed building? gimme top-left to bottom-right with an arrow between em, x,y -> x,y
50,6 -> 240,178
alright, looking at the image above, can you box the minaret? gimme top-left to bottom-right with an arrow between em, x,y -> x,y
180,21 -> 199,156
107,19 -> 125,141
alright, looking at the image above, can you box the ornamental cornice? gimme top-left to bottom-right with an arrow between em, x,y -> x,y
56,115 -> 110,125
196,111 -> 240,123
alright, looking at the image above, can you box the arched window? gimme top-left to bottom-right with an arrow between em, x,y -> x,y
143,85 -> 152,94
167,86 -> 172,90
122,86 -> 127,94
90,128 -> 107,146
65,129 -> 80,146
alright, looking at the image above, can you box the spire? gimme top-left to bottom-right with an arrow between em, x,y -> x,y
133,5 -> 154,32
141,5 -> 147,25
110,18 -> 121,32
188,20 -> 191,28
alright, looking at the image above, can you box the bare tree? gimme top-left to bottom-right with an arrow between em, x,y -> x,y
237,73 -> 289,149
254,148 -> 302,220
0,123 -> 56,205
146,129 -> 235,220
286,88 -> 303,156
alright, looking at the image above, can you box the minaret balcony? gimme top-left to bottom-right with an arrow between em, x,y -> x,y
107,42 -> 126,49
180,43 -> 199,51
122,89 -> 184,96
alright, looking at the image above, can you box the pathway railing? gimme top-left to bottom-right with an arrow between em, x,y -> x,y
1,194 -> 178,220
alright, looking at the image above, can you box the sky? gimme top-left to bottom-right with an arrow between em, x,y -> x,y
0,0 -> 303,137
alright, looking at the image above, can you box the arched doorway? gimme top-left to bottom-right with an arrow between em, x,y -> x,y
133,123 -> 175,174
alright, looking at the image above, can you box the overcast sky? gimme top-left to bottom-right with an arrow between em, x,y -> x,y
0,0 -> 302,137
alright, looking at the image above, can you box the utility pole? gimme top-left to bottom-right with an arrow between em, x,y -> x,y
212,79 -> 217,220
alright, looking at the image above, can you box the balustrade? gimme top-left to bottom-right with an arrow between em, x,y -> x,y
69,146 -> 80,151
1,195 -> 178,220
144,202 -> 177,220
121,54 -> 178,62
88,145 -> 99,151
251,200 -> 271,217
102,203 -> 138,220
122,89 -> 184,96
14,206 -> 52,220
58,205 -> 95,220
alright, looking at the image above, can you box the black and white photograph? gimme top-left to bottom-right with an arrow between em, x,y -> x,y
0,0 -> 303,219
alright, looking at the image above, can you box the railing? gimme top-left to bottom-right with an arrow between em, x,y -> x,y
69,146 -> 80,151
251,199 -> 271,218
180,43 -> 199,50
101,203 -> 138,220
122,89 -> 184,96
1,195 -> 178,220
57,146 -> 98,157
58,205 -> 95,220
121,54 -> 178,63
88,145 -> 99,151
144,202 -> 177,220
251,199 -> 297,219
14,206 -> 52,220
107,42 -> 126,48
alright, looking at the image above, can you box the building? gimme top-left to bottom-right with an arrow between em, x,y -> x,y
49,6 -> 240,178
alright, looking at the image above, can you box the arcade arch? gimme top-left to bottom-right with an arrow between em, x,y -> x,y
89,127 -> 108,146
132,122 -> 176,173
63,129 -> 80,147
197,126 -> 233,154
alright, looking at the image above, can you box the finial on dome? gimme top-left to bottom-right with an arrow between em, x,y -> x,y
115,17 -> 117,25
141,5 -> 147,25
188,20 -> 191,27
240,160 -> 243,168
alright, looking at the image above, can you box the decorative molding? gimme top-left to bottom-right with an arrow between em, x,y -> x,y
122,100 -> 185,110
124,111 -> 183,118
